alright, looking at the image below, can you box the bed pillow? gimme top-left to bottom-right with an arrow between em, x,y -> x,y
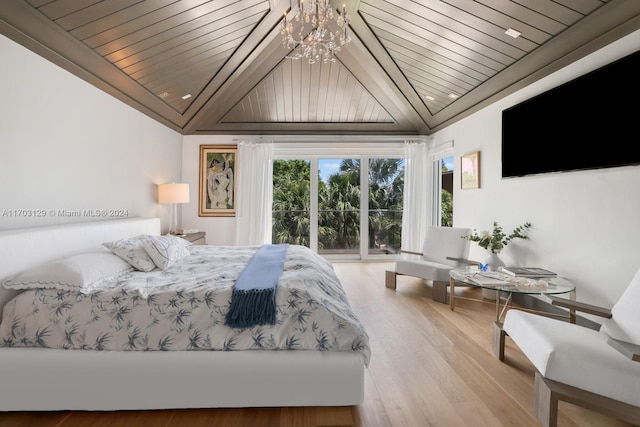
2,252 -> 133,292
103,235 -> 157,272
142,234 -> 191,270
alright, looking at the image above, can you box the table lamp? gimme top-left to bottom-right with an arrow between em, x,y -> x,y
158,183 -> 190,234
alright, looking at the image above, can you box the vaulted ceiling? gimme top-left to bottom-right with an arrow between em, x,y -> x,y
2,0 -> 640,136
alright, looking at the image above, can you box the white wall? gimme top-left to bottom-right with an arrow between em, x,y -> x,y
431,29 -> 640,308
0,35 -> 182,233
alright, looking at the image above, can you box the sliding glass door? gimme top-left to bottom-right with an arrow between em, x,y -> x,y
317,158 -> 360,256
367,158 -> 404,256
273,156 -> 403,260
272,159 -> 311,247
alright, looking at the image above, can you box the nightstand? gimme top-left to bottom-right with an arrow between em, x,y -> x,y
176,231 -> 206,245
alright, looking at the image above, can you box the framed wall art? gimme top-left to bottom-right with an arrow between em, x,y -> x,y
461,151 -> 480,189
199,145 -> 237,217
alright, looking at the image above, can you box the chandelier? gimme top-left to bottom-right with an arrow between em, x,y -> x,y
280,0 -> 351,64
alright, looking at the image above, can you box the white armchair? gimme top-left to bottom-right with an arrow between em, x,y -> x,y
496,267 -> 640,427
385,226 -> 473,303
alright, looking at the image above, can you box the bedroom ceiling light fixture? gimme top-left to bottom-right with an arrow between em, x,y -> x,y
280,0 -> 351,64
505,28 -> 521,38
158,183 -> 190,235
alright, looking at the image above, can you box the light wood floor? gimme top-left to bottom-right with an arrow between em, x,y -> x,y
0,262 -> 633,427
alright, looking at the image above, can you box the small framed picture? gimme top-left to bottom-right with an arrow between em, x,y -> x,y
199,145 -> 237,217
461,151 -> 480,189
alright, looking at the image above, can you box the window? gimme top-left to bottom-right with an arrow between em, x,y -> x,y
440,156 -> 453,226
367,158 -> 404,256
272,149 -> 405,260
431,142 -> 454,227
318,158 -> 361,256
272,159 -> 311,247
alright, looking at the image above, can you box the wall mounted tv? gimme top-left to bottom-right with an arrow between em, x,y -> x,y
501,49 -> 640,178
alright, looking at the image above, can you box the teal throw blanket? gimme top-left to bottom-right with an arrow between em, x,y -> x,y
225,244 -> 289,328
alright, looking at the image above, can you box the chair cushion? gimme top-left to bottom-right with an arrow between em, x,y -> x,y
503,310 -> 640,407
600,267 -> 640,346
420,226 -> 470,266
395,259 -> 452,282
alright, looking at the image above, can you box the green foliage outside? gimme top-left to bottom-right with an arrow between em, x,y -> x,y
272,160 -> 313,246
440,157 -> 453,227
272,158 -> 405,253
441,189 -> 452,227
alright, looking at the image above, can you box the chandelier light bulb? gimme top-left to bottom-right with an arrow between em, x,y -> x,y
280,0 -> 351,64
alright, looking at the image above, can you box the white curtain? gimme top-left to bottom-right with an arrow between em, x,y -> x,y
401,140 -> 428,253
234,141 -> 273,245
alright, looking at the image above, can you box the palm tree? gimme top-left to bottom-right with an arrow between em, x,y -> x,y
320,171 -> 360,250
272,176 -> 311,246
367,159 -> 404,252
272,157 -> 405,253
272,160 -> 312,246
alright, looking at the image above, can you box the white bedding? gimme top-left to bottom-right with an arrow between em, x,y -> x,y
0,244 -> 370,365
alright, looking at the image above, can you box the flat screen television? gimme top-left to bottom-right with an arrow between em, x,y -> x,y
501,49 -> 640,178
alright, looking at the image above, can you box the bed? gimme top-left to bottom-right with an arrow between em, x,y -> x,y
0,217 -> 369,411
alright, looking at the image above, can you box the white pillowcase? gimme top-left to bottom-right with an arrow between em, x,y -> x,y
103,235 -> 157,272
142,235 -> 191,270
2,252 -> 133,292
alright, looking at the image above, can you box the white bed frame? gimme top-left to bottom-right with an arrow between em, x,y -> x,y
0,218 -> 364,411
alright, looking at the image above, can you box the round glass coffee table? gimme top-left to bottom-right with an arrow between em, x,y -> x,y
449,267 -> 576,322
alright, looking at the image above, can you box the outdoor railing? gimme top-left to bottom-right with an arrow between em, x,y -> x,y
272,209 -> 402,255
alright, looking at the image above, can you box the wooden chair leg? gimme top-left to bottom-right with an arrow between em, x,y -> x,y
534,372 -> 558,427
385,270 -> 397,290
432,281 -> 448,303
533,374 -> 640,426
492,321 -> 506,361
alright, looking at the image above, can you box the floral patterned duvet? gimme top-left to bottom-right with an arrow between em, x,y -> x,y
0,245 -> 370,365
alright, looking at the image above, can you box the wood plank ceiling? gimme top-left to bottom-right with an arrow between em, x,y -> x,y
1,0 -> 640,136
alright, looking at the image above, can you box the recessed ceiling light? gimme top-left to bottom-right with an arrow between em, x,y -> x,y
158,92 -> 169,98
181,94 -> 192,100
505,28 -> 521,38
425,95 -> 435,101
448,93 -> 458,99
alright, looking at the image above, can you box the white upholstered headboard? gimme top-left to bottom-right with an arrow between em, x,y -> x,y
0,217 -> 161,309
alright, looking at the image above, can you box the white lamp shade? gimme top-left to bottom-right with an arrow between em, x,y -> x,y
158,183 -> 190,204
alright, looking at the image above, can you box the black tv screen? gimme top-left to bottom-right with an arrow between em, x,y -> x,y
502,49 -> 640,178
